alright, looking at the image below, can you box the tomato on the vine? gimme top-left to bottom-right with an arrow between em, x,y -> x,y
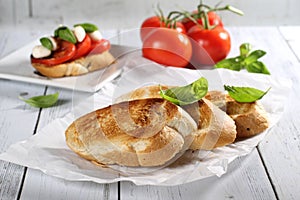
140,16 -> 187,41
188,25 -> 231,66
31,40 -> 76,66
142,28 -> 192,68
182,11 -> 223,32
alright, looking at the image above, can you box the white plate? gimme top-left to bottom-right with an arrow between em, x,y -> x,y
0,42 -> 137,92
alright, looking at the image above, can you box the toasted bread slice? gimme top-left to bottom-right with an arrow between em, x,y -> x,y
65,98 -> 196,167
32,51 -> 115,78
182,99 -> 237,150
116,85 -> 237,150
205,91 -> 269,138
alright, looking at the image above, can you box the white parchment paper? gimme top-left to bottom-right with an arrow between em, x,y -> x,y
0,58 -> 292,186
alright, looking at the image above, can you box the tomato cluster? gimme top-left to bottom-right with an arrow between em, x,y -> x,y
31,35 -> 111,66
141,4 -> 242,68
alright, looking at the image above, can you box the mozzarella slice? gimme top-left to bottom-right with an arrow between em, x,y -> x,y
32,45 -> 51,58
48,37 -> 58,50
88,30 -> 103,41
73,26 -> 86,42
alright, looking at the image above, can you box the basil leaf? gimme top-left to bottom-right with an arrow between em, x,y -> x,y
244,50 -> 266,65
239,43 -> 251,58
246,61 -> 270,75
160,77 -> 208,105
215,43 -> 271,75
74,23 -> 98,33
19,92 -> 59,108
40,37 -> 53,50
224,85 -> 270,103
54,26 -> 77,44
54,26 -> 63,37
214,56 -> 243,71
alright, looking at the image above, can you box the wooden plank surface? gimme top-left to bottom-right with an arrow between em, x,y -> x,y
19,87 -> 118,200
228,26 -> 300,200
121,150 -> 276,200
279,26 -> 300,62
1,15 -> 300,199
260,26 -> 300,200
0,32 -> 45,200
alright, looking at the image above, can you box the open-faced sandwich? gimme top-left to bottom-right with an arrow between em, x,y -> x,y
30,23 -> 115,78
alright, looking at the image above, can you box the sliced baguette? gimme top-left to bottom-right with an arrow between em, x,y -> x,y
205,91 -> 269,138
116,85 -> 237,150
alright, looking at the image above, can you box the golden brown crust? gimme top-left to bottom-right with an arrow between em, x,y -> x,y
116,85 -> 166,103
205,91 -> 269,138
31,51 -> 115,78
182,99 -> 237,150
65,98 -> 197,167
116,85 -> 237,150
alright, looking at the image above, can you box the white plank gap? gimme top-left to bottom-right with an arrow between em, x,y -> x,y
279,26 -> 300,62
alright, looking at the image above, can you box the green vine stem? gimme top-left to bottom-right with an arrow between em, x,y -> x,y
153,2 -> 244,30
210,5 -> 244,16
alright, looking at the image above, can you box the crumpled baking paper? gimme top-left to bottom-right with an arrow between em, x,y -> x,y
0,54 -> 292,186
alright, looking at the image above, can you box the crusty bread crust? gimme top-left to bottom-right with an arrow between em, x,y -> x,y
205,91 -> 269,138
119,86 -> 269,139
182,98 -> 237,150
116,85 -> 237,150
31,51 -> 115,78
65,98 -> 197,167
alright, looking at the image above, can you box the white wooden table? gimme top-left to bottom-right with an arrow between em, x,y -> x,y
0,26 -> 300,200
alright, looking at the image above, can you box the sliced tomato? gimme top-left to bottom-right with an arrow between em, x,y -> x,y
71,35 -> 92,60
88,39 -> 111,55
31,40 -> 76,66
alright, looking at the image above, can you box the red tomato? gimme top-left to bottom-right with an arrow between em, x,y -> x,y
142,28 -> 192,68
89,39 -> 111,55
182,11 -> 223,32
188,26 -> 231,66
140,16 -> 187,41
71,35 -> 92,60
31,40 -> 76,66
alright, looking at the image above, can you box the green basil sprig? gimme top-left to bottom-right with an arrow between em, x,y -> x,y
224,85 -> 270,103
40,37 -> 53,50
74,23 -> 98,33
159,77 -> 208,105
54,26 -> 77,44
215,43 -> 270,75
19,92 -> 59,108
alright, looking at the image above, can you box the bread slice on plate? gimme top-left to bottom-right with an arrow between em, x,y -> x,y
65,98 -> 197,167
